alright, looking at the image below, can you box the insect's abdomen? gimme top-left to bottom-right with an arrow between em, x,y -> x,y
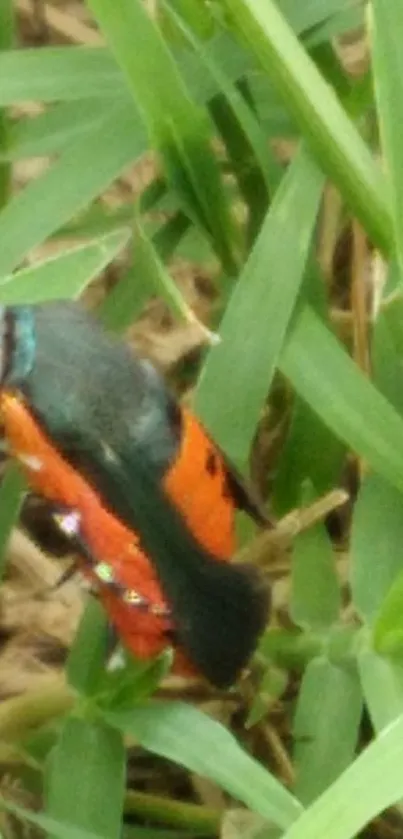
0,392 -> 187,666
163,408 -> 235,561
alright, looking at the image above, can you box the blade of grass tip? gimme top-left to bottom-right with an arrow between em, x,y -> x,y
86,0 -> 239,274
99,213 -> 190,333
0,229 -> 130,304
195,146 -> 324,469
133,216 -> 218,346
281,710 -> 403,839
220,0 -> 391,252
0,0 -> 14,206
370,1 -> 403,277
281,304 -> 403,496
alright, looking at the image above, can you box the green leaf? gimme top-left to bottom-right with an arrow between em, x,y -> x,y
46,717 -> 125,839
282,710 -> 403,839
6,99 -> 112,161
99,214 -> 190,333
66,599 -> 110,697
0,798 -> 102,839
86,0 -> 238,272
196,146 -> 324,467
371,1 -> 403,273
291,491 -> 341,630
280,305 -> 403,496
221,0 -> 390,251
105,702 -> 302,829
0,462 -> 25,580
293,657 -> 362,804
373,568 -> 403,657
358,647 -> 403,732
0,105 -> 145,278
0,229 -> 130,303
350,474 -> 403,625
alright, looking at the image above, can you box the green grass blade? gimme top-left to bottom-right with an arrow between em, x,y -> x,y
291,511 -> 340,631
293,658 -> 362,804
105,702 -> 303,829
350,474 -> 403,625
280,305 -> 403,495
0,799 -> 102,839
0,229 -> 130,303
358,649 -> 403,732
282,711 -> 403,839
0,105 -> 145,278
195,146 -> 324,467
166,2 -> 280,193
6,99 -> 112,161
0,462 -> 25,581
221,0 -> 391,250
371,1 -> 403,273
99,214 -> 190,333
46,717 -> 125,839
66,599 -> 110,697
86,0 -> 238,272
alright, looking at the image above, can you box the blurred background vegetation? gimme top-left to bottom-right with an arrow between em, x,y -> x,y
1,1 -> 403,838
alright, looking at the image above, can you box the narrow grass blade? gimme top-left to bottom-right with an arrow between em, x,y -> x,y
0,462 -> 25,580
293,657 -> 362,804
221,0 -> 390,251
371,1 -> 403,273
86,0 -> 238,272
280,305 -> 403,495
282,711 -> 403,839
0,799 -> 101,839
0,229 -> 130,303
66,599 -> 110,697
0,0 -> 14,207
99,214 -> 190,333
196,147 -> 324,467
105,702 -> 303,829
46,717 -> 125,839
0,105 -> 145,278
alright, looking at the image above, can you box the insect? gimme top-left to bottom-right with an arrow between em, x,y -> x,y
0,302 -> 270,687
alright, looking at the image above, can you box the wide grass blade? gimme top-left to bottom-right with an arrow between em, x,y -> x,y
46,717 -> 125,839
0,105 -> 145,277
293,658 -> 362,804
196,146 -> 324,467
221,0 -> 391,251
105,702 -> 303,830
0,229 -> 130,302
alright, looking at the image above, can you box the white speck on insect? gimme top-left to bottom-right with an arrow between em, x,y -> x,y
17,453 -> 43,471
54,510 -> 81,537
